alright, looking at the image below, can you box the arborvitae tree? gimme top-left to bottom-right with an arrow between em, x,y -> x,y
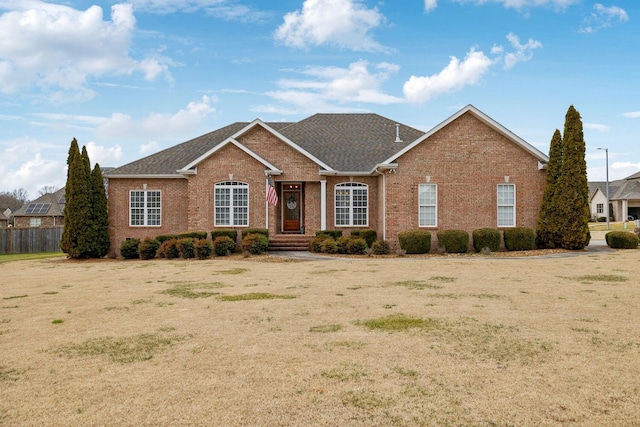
535,129 -> 563,248
88,164 -> 110,258
551,105 -> 591,250
60,139 -> 92,258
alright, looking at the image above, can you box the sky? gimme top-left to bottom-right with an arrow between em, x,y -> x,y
0,0 -> 638,199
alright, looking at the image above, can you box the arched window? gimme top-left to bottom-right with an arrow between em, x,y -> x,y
214,181 -> 248,226
335,183 -> 368,226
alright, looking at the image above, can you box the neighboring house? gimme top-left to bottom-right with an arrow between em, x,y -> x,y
609,171 -> 640,221
12,188 -> 65,228
0,210 -> 8,227
104,104 -> 549,257
588,182 -> 613,221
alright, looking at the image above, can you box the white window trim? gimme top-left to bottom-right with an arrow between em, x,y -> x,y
214,181 -> 249,227
30,217 -> 42,227
418,183 -> 438,227
334,182 -> 369,227
129,190 -> 162,227
596,203 -> 604,214
497,183 -> 516,228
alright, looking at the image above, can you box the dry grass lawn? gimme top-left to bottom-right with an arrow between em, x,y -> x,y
1,249 -> 639,426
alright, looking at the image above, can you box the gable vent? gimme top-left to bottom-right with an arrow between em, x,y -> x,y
394,124 -> 403,143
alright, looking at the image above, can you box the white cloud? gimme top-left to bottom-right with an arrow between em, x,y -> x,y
501,33 -> 542,69
140,141 -> 160,155
623,111 -> 640,119
128,0 -> 270,22
424,0 -> 438,11
0,1 -> 171,96
97,96 -> 216,140
403,49 -> 493,104
452,0 -> 579,11
264,60 -> 402,114
86,141 -> 123,167
580,3 -> 628,34
274,0 -> 389,52
584,123 -> 610,132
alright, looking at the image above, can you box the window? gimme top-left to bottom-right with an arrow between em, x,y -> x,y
214,181 -> 248,226
30,218 -> 42,227
418,184 -> 437,227
335,183 -> 368,226
497,184 -> 515,227
596,203 -> 604,214
130,190 -> 161,226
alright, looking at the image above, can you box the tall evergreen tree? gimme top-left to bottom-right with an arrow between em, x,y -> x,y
536,129 -> 563,248
88,164 -> 110,257
60,139 -> 92,258
551,105 -> 591,250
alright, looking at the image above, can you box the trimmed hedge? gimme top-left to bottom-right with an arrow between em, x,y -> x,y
139,238 -> 160,260
336,235 -> 351,254
321,238 -> 339,254
504,227 -> 535,251
472,228 -> 501,253
158,239 -> 179,259
347,238 -> 368,255
316,230 -> 343,240
176,238 -> 196,259
437,230 -> 469,253
211,229 -> 238,242
398,229 -> 431,254
309,236 -> 324,253
156,234 -> 179,243
242,233 -> 268,254
605,231 -> 639,249
213,236 -> 236,256
241,228 -> 268,239
178,231 -> 207,240
120,238 -> 140,259
194,239 -> 213,259
350,229 -> 377,247
370,239 -> 391,255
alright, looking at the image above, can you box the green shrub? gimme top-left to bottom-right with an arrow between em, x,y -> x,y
336,236 -> 351,254
350,229 -> 377,247
156,234 -> 179,243
321,238 -> 339,254
176,238 -> 196,259
316,230 -> 343,240
119,238 -> 140,259
211,229 -> 237,242
159,239 -> 179,259
472,228 -> 501,253
347,238 -> 368,255
437,230 -> 469,253
398,229 -> 431,254
309,236 -> 325,253
138,238 -> 160,260
605,231 -> 639,249
213,236 -> 236,256
178,231 -> 207,240
194,239 -> 213,259
371,239 -> 391,255
504,227 -> 535,251
242,233 -> 268,255
241,228 -> 268,239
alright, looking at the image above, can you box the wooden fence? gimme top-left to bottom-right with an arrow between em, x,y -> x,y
0,227 -> 63,254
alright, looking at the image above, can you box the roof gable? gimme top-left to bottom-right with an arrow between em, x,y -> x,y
13,187 -> 65,217
382,105 -> 548,166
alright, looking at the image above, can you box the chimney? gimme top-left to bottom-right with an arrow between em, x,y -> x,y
394,124 -> 403,143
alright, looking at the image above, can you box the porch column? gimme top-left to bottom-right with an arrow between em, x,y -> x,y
320,179 -> 327,230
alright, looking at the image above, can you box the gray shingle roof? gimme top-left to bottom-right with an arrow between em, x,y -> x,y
13,187 -> 65,217
106,114 -> 425,177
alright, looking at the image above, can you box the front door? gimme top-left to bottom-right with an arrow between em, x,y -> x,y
282,184 -> 302,233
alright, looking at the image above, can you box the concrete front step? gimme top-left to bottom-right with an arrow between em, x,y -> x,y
268,235 -> 312,251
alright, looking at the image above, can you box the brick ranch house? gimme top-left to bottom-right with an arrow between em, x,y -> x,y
104,105 -> 549,257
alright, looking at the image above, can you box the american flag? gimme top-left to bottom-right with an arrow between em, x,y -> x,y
266,176 -> 278,206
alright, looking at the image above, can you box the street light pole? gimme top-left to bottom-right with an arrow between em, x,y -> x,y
597,147 -> 610,230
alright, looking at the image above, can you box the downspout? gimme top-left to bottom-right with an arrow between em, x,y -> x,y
320,180 -> 327,230
374,168 -> 386,241
265,176 -> 269,231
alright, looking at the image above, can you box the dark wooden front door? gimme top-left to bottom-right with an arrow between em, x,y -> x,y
282,188 -> 302,232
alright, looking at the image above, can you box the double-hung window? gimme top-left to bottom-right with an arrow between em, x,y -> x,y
418,184 -> 437,227
214,181 -> 248,226
130,190 -> 161,226
497,184 -> 515,227
335,183 -> 368,226
596,203 -> 604,214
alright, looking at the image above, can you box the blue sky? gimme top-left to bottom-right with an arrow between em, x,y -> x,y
0,0 -> 637,198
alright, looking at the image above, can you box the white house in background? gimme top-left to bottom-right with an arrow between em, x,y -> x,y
589,170 -> 640,222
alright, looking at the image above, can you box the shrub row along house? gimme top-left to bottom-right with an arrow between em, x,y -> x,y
104,105 -> 549,257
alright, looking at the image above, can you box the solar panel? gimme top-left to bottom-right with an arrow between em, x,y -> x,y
25,203 -> 51,214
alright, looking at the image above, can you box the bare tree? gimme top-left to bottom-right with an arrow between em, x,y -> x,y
37,185 -> 58,196
0,188 -> 30,211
